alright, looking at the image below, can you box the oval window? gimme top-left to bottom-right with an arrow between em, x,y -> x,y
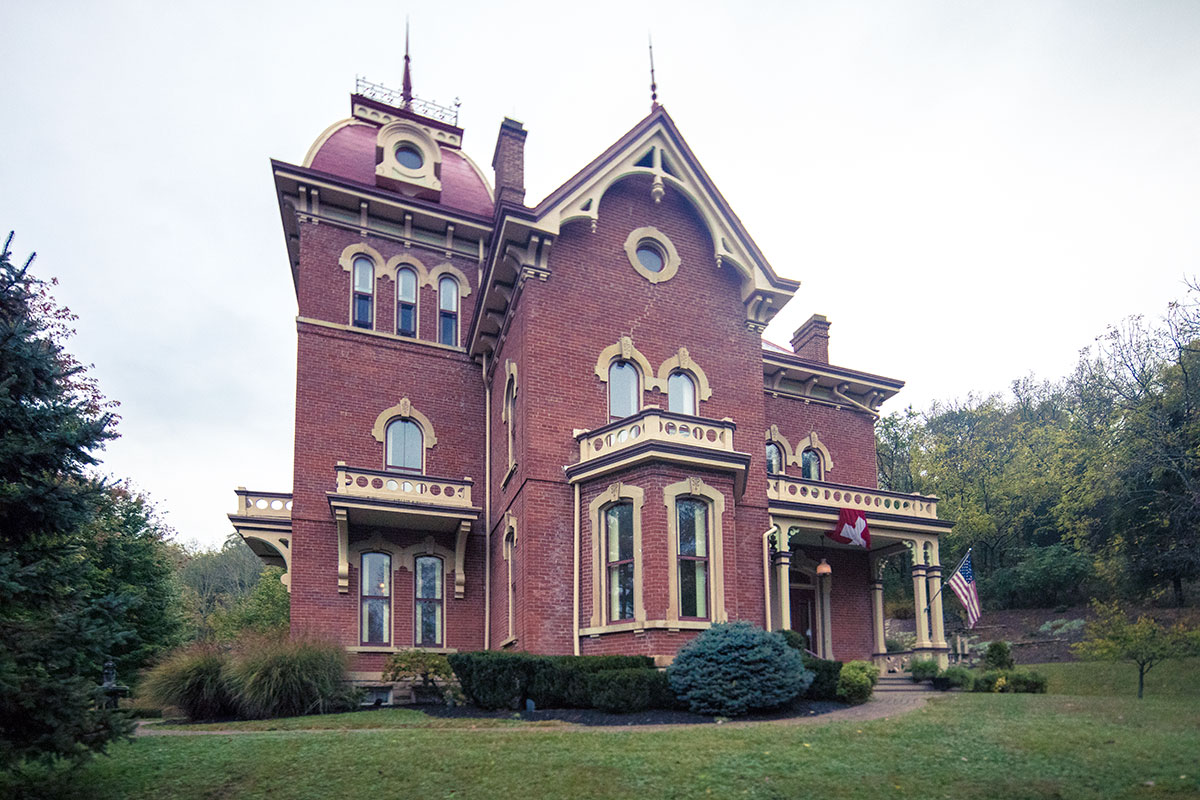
635,241 -> 665,273
395,144 -> 424,169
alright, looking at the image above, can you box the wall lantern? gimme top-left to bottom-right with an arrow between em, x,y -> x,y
816,558 -> 832,576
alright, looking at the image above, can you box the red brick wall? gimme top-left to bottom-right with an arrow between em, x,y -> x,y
764,395 -> 879,489
795,546 -> 874,661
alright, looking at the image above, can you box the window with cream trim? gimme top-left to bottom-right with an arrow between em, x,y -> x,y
676,499 -> 710,619
396,267 -> 417,337
608,361 -> 640,421
605,502 -> 635,622
438,277 -> 459,346
385,419 -> 423,474
352,255 -> 374,329
360,552 -> 391,646
414,555 -> 444,647
667,371 -> 697,415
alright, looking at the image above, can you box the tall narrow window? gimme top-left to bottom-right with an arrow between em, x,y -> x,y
505,375 -> 517,472
438,277 -> 459,346
505,528 -> 517,640
668,372 -> 697,415
361,552 -> 391,645
385,419 -> 423,473
415,556 -> 443,647
605,502 -> 634,622
396,267 -> 417,337
352,256 -> 374,329
765,443 -> 784,475
608,361 -> 639,421
801,448 -> 822,481
677,499 -> 709,619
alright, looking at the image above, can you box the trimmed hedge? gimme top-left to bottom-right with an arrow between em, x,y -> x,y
972,669 -> 1048,694
801,655 -> 844,701
983,641 -> 1015,671
909,658 -> 940,683
586,668 -> 676,713
931,666 -> 973,691
446,652 -> 658,711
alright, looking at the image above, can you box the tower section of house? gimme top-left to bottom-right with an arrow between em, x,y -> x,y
231,75 -> 955,688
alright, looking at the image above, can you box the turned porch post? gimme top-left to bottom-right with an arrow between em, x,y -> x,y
870,558 -> 886,667
911,549 -> 931,651
927,542 -> 949,668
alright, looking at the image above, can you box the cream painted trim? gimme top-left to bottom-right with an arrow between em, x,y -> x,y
791,431 -> 833,473
375,120 -> 443,194
593,336 -> 655,386
663,477 -> 727,624
302,118 -> 368,168
425,262 -> 473,296
335,509 -> 350,593
240,532 -> 292,593
765,424 -> 795,464
297,315 -> 468,353
384,252 -> 431,283
387,255 -> 427,338
501,360 -> 518,475
573,483 -> 581,656
624,226 -> 681,284
580,619 -> 712,637
588,482 -> 646,628
503,513 -> 518,642
397,537 -> 454,650
347,647 -> 457,656
654,347 -> 713,402
339,243 -> 385,330
370,398 -> 439,469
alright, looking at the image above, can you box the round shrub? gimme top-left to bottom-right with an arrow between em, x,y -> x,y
801,656 -> 844,701
836,666 -> 874,705
909,658 -> 940,683
667,622 -> 813,716
931,666 -> 972,691
142,642 -> 237,721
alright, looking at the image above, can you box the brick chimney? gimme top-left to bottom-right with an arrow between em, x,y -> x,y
492,117 -> 527,207
791,314 -> 831,362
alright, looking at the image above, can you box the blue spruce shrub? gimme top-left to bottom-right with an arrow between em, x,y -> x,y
667,622 -> 813,716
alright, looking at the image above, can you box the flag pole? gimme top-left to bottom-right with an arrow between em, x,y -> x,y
924,547 -> 971,612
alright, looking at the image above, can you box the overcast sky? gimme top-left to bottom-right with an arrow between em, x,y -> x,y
2,1 -> 1198,550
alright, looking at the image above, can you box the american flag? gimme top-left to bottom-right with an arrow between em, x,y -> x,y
947,551 -> 981,628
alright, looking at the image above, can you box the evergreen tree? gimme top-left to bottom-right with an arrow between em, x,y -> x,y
0,232 -> 131,767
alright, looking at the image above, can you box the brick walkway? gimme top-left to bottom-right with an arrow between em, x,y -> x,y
135,693 -> 936,737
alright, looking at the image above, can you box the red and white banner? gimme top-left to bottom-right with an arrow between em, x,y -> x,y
826,508 -> 871,549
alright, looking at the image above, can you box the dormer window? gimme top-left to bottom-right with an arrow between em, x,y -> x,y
375,121 -> 442,200
395,144 -> 424,170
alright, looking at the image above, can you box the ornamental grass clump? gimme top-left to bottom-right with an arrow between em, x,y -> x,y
142,642 -> 237,721
224,635 -> 356,719
667,621 -> 812,716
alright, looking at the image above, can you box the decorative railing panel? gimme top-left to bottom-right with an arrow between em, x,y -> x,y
575,409 -> 736,464
768,477 -> 939,520
334,464 -> 473,508
355,77 -> 460,125
233,489 -> 293,519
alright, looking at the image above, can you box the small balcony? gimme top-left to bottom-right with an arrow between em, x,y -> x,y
567,409 -> 750,491
768,476 -> 941,522
228,488 -> 293,590
334,463 -> 473,509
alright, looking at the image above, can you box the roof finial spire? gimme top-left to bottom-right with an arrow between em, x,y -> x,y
648,34 -> 659,110
402,18 -> 414,110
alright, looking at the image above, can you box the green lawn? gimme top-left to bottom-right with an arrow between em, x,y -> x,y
1028,657 -> 1200,698
149,706 -> 557,731
9,690 -> 1199,800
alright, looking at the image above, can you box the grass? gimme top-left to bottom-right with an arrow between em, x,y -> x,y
7,690 -> 1199,799
148,706 -> 557,731
1027,657 -> 1200,698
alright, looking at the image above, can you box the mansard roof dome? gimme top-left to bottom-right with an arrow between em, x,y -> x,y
305,119 -> 495,219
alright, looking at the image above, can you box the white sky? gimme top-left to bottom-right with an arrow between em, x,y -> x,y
2,1 -> 1198,550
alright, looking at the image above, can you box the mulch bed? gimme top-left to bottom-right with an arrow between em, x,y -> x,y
416,699 -> 846,726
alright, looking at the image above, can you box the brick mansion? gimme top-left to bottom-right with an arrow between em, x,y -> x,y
230,66 -> 953,688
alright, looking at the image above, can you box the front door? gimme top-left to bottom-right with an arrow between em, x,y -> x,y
790,586 -> 816,653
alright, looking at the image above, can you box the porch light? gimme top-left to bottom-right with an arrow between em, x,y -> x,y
816,558 -> 832,576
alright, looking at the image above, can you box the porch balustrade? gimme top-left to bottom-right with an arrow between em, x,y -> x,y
575,408 -> 736,463
768,477 -> 939,520
233,488 -> 293,518
334,464 -> 473,508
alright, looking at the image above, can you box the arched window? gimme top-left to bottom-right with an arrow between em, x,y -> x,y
438,277 -> 459,346
801,448 -> 823,481
765,443 -> 784,475
385,419 -> 423,474
505,374 -> 518,472
352,255 -> 374,329
396,267 -> 417,337
608,361 -> 639,421
360,552 -> 391,646
414,555 -> 443,647
676,499 -> 709,619
667,371 -> 697,415
504,525 -> 518,641
605,502 -> 635,622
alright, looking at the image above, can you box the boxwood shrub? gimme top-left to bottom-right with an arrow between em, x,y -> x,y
836,661 -> 878,705
668,622 -> 813,716
931,666 -> 973,691
801,655 -> 844,701
586,668 -> 676,713
447,652 -> 656,711
971,669 -> 1048,693
909,658 -> 940,683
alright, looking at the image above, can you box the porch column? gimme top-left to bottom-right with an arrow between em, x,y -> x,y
911,559 -> 931,651
870,560 -> 886,664
819,572 -> 834,658
927,541 -> 948,668
773,549 -> 792,632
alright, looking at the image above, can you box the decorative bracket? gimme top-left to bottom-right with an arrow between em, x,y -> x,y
334,508 -> 350,593
454,520 -> 470,600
